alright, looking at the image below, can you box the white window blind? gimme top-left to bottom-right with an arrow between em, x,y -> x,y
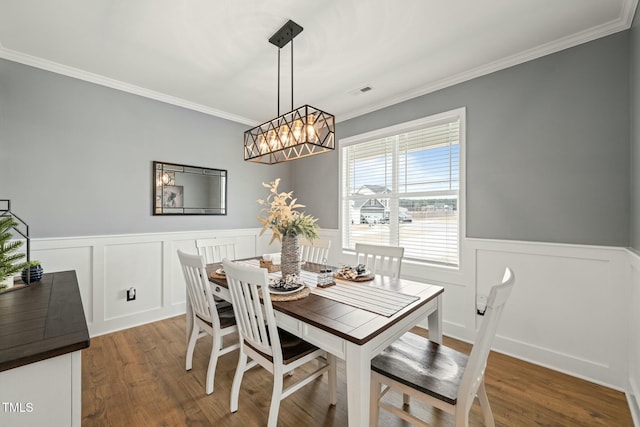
341,110 -> 462,267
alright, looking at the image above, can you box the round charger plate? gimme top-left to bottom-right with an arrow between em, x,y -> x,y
268,283 -> 304,294
268,286 -> 310,301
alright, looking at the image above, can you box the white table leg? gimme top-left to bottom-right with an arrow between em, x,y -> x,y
345,342 -> 371,427
428,294 -> 443,344
328,353 -> 337,405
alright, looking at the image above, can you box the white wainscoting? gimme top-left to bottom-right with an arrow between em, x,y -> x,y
30,228 -> 279,337
29,228 -> 634,396
628,249 -> 640,426
468,239 -> 630,391
334,230 -> 632,391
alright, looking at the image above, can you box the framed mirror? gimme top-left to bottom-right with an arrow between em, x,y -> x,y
153,161 -> 227,215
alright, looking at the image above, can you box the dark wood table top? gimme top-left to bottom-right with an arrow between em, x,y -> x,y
0,270 -> 90,372
207,261 -> 443,346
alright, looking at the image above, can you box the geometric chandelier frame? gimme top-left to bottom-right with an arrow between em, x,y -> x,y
244,104 -> 335,164
244,20 -> 335,164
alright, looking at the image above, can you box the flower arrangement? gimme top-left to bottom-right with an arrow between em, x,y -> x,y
257,178 -> 319,244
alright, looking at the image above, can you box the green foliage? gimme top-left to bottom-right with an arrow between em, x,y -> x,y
0,216 -> 28,280
257,179 -> 320,244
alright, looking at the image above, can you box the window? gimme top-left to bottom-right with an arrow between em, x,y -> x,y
340,108 -> 464,267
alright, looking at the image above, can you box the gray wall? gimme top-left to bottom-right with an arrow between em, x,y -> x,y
632,11 -> 640,251
0,59 -> 290,238
296,31 -> 631,247
2,29 -> 632,246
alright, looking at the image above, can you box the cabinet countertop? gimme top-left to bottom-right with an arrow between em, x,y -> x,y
0,270 -> 90,372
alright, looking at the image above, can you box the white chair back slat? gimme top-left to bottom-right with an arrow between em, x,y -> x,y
355,243 -> 404,279
300,237 -> 331,264
196,238 -> 237,263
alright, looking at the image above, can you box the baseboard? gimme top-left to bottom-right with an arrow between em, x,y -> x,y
628,391 -> 640,427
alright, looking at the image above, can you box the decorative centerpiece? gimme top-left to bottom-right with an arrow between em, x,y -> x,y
0,217 -> 28,290
336,264 -> 373,281
257,178 -> 319,279
269,274 -> 304,291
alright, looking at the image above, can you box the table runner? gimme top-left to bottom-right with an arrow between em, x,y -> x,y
309,282 -> 418,317
236,259 -> 418,317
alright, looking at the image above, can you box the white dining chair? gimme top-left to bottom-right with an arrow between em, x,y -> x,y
369,268 -> 516,427
300,237 -> 331,264
178,250 -> 239,395
222,259 -> 337,427
355,243 -> 404,279
196,237 -> 237,263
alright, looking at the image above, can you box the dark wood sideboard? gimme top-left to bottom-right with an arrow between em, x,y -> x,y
0,271 -> 90,426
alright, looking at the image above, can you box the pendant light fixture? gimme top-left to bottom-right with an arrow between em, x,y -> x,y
244,20 -> 335,164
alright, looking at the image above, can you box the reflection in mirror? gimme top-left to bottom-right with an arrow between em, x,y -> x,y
153,161 -> 227,215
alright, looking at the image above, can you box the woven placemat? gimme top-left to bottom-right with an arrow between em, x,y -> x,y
259,259 -> 281,273
265,286 -> 310,301
334,273 -> 375,282
209,271 -> 226,280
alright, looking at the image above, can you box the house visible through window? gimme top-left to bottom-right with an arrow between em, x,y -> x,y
340,108 -> 464,267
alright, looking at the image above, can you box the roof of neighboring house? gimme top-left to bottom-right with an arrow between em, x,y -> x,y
353,198 -> 386,209
357,185 -> 391,195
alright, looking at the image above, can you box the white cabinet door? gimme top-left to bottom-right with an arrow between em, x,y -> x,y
0,351 -> 81,427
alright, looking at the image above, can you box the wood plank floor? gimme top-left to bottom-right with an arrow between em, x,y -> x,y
82,315 -> 633,426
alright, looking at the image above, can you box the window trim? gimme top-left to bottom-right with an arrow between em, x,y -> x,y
338,107 -> 466,269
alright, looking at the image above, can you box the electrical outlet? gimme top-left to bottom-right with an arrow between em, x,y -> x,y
476,294 -> 487,315
126,287 -> 136,301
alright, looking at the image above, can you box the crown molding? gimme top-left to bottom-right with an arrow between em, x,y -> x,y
0,0 -> 636,125
0,45 -> 258,126
338,1 -> 638,122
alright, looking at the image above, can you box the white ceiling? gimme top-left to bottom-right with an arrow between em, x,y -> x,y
0,0 -> 637,125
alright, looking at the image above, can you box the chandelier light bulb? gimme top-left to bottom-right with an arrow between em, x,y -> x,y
306,114 -> 317,143
292,119 -> 303,142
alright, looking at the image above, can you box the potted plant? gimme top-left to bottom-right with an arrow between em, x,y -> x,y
0,216 -> 27,290
22,259 -> 44,283
257,178 -> 319,278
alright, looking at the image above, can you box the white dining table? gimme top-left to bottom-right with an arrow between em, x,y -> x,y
199,261 -> 444,427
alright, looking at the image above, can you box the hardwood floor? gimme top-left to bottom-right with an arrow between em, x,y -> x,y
82,315 -> 633,426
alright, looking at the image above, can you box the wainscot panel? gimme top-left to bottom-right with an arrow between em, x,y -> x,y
473,240 -> 629,390
29,245 -> 93,323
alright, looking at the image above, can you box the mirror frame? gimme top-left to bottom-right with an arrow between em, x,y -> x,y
153,161 -> 227,216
